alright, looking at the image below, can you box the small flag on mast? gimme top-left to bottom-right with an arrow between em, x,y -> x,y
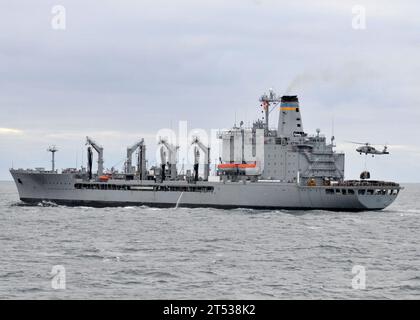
262,101 -> 269,111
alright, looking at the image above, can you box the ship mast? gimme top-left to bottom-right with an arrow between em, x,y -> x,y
259,88 -> 281,135
47,145 -> 58,172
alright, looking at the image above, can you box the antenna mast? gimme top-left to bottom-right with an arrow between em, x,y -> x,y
259,88 -> 281,135
47,146 -> 58,172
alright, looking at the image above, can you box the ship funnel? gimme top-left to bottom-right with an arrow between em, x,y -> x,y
277,95 -> 304,137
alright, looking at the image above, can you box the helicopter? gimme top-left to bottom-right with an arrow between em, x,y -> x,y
347,141 -> 390,156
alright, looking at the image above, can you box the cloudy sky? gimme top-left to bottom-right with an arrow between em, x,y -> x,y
0,0 -> 419,181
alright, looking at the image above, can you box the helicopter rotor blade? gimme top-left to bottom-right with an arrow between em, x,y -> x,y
344,140 -> 369,145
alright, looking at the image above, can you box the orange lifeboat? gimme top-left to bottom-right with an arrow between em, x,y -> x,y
217,163 -> 235,169
217,162 -> 257,169
238,163 -> 256,169
99,175 -> 110,182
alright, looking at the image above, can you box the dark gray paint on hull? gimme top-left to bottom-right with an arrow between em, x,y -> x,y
19,197 -> 376,212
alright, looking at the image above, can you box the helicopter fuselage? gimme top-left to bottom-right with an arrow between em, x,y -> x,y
356,146 -> 389,155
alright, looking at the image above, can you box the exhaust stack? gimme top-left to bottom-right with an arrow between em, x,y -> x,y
277,95 -> 304,137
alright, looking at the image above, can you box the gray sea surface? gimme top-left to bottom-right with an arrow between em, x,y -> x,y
0,181 -> 419,299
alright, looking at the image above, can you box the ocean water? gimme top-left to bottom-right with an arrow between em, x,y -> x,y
0,181 -> 419,299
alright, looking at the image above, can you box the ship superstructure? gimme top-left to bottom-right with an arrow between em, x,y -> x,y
10,90 -> 401,211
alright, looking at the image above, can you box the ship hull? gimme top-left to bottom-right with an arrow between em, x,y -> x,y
10,170 -> 400,211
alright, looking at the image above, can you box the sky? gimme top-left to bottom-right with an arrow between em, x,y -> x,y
0,0 -> 419,181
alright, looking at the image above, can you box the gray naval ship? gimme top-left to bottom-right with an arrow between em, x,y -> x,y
10,90 -> 401,211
